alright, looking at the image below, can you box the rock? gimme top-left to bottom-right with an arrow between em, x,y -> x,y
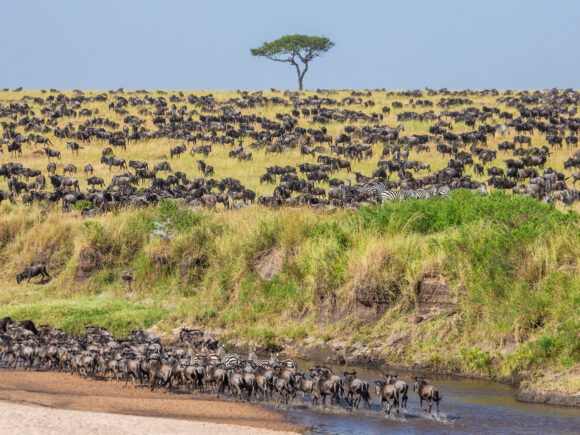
415,273 -> 456,316
409,314 -> 424,324
386,330 -> 411,347
517,386 -> 580,407
516,367 -> 580,408
75,247 -> 103,282
251,248 -> 283,281
332,341 -> 347,351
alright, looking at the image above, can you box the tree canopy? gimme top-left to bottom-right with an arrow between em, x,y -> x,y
251,34 -> 334,91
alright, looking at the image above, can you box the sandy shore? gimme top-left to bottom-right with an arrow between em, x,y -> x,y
0,370 -> 301,433
0,401 -> 295,434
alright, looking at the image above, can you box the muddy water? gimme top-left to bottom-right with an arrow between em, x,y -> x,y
276,362 -> 580,434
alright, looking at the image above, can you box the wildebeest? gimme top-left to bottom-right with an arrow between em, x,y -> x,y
16,264 -> 51,284
412,377 -> 441,414
154,161 -> 173,173
129,160 -> 148,171
43,147 -> 61,160
384,373 -> 409,409
51,175 -> 80,191
101,156 -> 127,170
170,144 -> 187,159
8,142 -> 22,157
375,380 -> 399,415
343,371 -> 371,408
0,316 -> 14,332
66,141 -> 82,154
0,190 -> 15,204
86,176 -> 105,189
63,164 -> 77,175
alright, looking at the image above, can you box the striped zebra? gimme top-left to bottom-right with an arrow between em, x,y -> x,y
222,353 -> 241,368
470,184 -> 487,195
264,353 -> 297,370
248,347 -> 257,363
409,188 -> 432,200
281,358 -> 298,370
438,185 -> 451,198
206,353 -> 221,366
358,182 -> 389,202
380,189 -> 413,203
426,186 -> 440,197
258,360 -> 272,370
190,353 -> 209,366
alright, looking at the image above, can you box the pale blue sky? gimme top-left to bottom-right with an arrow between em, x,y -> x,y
1,0 -> 578,90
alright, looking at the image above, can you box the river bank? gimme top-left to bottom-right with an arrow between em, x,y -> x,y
1,366 -> 579,434
1,194 -> 578,410
0,401 -> 294,435
0,370 -> 300,433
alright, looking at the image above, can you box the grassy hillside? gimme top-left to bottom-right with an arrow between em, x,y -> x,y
1,191 -> 578,380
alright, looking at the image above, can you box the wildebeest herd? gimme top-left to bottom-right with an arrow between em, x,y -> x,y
0,318 -> 442,416
0,87 -> 579,212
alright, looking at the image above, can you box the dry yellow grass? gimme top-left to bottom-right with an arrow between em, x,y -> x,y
0,89 -> 578,213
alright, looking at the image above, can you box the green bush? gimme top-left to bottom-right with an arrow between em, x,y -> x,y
72,200 -> 94,211
354,190 -> 573,234
460,347 -> 492,373
156,199 -> 203,232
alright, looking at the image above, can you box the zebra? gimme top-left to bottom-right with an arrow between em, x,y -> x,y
380,189 -> 413,203
222,353 -> 241,369
409,188 -> 432,200
190,354 -> 208,366
248,347 -> 257,362
470,184 -> 487,195
268,352 -> 279,366
426,186 -> 440,197
258,360 -> 272,370
281,358 -> 298,370
203,353 -> 221,366
437,185 -> 451,198
263,353 -> 297,370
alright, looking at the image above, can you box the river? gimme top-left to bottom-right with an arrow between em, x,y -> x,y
276,362 -> 580,434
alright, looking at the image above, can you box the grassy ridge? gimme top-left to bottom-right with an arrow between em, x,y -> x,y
0,192 -> 578,379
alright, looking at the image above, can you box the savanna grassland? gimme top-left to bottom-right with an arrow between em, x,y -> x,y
0,89 -> 579,392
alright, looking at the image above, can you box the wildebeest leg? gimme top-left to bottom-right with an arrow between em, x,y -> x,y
436,400 -> 440,413
427,398 -> 432,414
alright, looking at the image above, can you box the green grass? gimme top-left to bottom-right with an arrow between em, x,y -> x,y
2,297 -> 166,337
0,191 -> 578,380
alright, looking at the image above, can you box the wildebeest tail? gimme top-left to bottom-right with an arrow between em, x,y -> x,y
433,389 -> 441,402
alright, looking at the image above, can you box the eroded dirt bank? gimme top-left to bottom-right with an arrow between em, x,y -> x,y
0,370 -> 300,433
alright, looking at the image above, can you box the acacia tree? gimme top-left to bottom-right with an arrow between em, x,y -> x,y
251,34 -> 334,91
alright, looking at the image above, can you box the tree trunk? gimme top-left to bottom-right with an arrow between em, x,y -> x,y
298,76 -> 304,91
